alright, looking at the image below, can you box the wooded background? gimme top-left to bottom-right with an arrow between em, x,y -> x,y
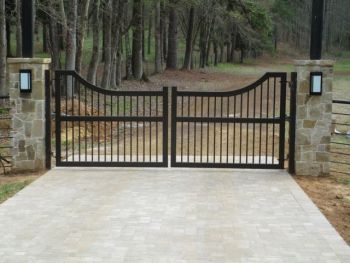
1,0 -> 350,95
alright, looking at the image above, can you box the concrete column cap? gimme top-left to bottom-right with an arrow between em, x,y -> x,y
294,60 -> 335,67
7,57 -> 52,64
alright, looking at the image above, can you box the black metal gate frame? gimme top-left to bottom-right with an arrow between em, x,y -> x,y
171,72 -> 288,169
51,70 -> 296,170
55,71 -> 168,167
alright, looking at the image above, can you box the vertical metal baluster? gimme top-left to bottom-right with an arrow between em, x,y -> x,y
98,92 -> 100,162
111,95 -> 113,162
207,97 -> 210,163
226,97 -> 230,163
246,91 -> 249,164
266,78 -> 270,164
213,97 -> 217,163
259,84 -> 263,164
136,96 -> 139,162
253,88 -> 256,164
66,76 -> 68,161
123,96 -> 126,162
194,97 -> 197,162
85,85 -> 87,162
187,96 -> 190,163
220,96 -> 223,163
117,96 -> 120,162
200,97 -> 203,163
78,81 -> 81,162
233,96 -> 236,163
156,96 -> 159,163
130,96 -> 132,162
104,95 -> 107,162
272,77 -> 276,164
239,94 -> 242,163
72,76 -> 75,162
143,96 -> 145,162
91,88 -> 94,162
181,96 -> 184,163
149,96 -> 152,162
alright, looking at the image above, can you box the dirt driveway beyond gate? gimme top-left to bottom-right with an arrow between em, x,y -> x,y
0,168 -> 349,262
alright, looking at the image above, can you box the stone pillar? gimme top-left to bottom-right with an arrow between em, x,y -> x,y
294,60 -> 334,176
7,58 -> 51,172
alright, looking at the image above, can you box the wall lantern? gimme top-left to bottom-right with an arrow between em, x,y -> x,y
19,70 -> 32,93
310,72 -> 323,95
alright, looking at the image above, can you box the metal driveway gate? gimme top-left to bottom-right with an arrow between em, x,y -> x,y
55,71 -> 168,167
52,71 -> 295,169
171,72 -> 288,169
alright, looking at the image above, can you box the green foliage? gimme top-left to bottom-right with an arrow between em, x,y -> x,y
0,180 -> 32,204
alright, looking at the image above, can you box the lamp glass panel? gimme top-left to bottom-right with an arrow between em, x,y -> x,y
312,75 -> 322,93
20,72 -> 30,91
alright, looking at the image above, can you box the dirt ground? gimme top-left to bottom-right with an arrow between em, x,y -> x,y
295,174 -> 350,245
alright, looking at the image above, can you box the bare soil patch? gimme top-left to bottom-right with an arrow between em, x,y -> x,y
295,174 -> 350,246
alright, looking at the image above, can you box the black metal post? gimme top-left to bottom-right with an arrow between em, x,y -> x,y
21,0 -> 34,57
45,70 -> 51,170
310,0 -> 324,60
288,72 -> 297,175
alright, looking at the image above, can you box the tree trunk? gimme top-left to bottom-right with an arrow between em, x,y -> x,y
65,0 -> 78,98
228,25 -> 237,63
110,0 -> 126,89
182,6 -> 195,70
87,0 -> 100,85
101,0 -> 112,88
15,0 -> 22,57
154,1 -> 162,73
166,2 -> 177,69
226,42 -> 231,62
213,40 -> 218,66
42,22 -> 48,53
75,0 -> 91,73
219,43 -> 224,63
147,8 -> 152,56
132,0 -> 143,80
6,20 -> 11,57
0,0 -> 7,96
161,0 -> 167,63
49,17 -> 61,70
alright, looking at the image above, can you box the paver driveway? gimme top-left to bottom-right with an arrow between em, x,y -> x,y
0,168 -> 349,263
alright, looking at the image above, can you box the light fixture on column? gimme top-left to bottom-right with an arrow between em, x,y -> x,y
310,72 -> 323,95
19,70 -> 32,93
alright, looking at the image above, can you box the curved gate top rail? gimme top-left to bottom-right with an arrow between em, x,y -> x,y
55,71 -> 168,167
171,72 -> 288,169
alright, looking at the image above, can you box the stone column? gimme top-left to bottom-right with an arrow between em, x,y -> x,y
294,60 -> 334,176
7,58 -> 51,172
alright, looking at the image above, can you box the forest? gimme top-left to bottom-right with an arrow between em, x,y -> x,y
0,0 -> 350,95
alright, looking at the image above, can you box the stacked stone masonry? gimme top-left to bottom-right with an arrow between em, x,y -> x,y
7,58 -> 51,172
295,60 -> 334,177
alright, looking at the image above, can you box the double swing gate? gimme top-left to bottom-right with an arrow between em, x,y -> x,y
53,71 -> 296,170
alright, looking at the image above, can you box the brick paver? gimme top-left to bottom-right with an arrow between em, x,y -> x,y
0,168 -> 349,262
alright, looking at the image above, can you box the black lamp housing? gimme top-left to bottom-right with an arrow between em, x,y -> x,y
19,69 -> 32,93
310,72 -> 323,95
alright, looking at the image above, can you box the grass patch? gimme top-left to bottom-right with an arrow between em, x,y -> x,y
0,180 -> 33,204
337,177 -> 350,186
334,60 -> 350,72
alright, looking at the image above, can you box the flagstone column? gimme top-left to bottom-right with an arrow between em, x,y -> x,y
8,58 -> 51,172
294,60 -> 334,176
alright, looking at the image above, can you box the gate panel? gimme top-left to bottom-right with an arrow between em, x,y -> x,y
171,73 -> 287,169
55,71 -> 168,167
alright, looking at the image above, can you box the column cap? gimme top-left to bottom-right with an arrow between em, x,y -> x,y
294,60 -> 335,67
7,57 -> 51,64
